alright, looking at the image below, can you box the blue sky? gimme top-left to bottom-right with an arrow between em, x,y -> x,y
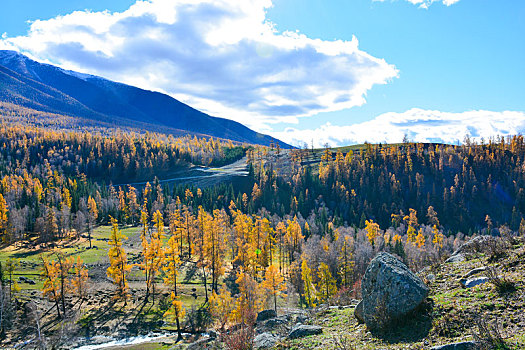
1,0 -> 524,146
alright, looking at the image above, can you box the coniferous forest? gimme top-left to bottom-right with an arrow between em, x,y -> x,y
0,105 -> 524,349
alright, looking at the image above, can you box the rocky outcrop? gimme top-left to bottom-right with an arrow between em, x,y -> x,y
287,324 -> 323,339
359,252 -> 429,330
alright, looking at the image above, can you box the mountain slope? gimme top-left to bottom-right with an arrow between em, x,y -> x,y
0,50 -> 289,147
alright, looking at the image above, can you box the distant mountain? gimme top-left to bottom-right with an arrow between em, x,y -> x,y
0,50 -> 290,147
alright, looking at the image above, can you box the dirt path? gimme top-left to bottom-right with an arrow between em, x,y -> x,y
113,157 -> 249,188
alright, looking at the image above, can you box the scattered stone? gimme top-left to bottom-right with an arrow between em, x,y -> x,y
360,252 -> 429,330
463,267 -> 487,279
426,274 -> 436,282
254,332 -> 279,349
257,309 -> 277,322
186,337 -> 213,350
460,277 -> 489,288
207,329 -> 218,339
295,314 -> 308,324
430,341 -> 478,349
287,325 -> 323,339
446,254 -> 466,263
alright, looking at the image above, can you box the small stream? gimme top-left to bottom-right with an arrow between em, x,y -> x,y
72,333 -> 181,350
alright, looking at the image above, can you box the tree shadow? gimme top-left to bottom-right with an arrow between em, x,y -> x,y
370,298 -> 434,344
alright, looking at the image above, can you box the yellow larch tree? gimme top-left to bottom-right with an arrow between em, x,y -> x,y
107,216 -> 131,304
301,259 -> 316,308
365,219 -> 380,247
261,264 -> 286,314
415,228 -> 426,249
150,210 -> 166,302
0,194 -> 9,243
163,218 -> 184,339
209,286 -> 235,330
316,262 -> 337,303
41,255 -> 62,318
87,196 -> 98,248
71,256 -> 89,304
432,225 -> 444,251
233,271 -> 262,325
208,209 -> 227,293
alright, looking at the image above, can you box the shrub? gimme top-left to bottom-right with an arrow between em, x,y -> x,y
484,266 -> 516,294
473,315 -> 510,350
222,325 -> 254,350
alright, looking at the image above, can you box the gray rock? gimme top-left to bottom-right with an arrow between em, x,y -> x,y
463,267 -> 486,279
295,315 -> 308,324
460,277 -> 489,288
207,329 -> 218,339
446,254 -> 466,263
354,300 -> 364,323
254,332 -> 279,349
453,235 -> 493,255
426,274 -> 436,282
264,316 -> 288,328
361,252 -> 429,330
187,337 -> 213,350
430,341 -> 478,349
287,325 -> 323,339
257,309 -> 277,322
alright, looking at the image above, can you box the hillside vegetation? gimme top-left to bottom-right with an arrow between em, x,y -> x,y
0,107 -> 523,349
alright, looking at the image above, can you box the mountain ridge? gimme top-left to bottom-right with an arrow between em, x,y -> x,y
0,50 -> 290,147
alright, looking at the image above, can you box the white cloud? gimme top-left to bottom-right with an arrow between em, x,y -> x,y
0,0 -> 397,131
272,109 -> 525,148
374,0 -> 460,9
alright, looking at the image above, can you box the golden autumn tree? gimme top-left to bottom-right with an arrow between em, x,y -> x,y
209,286 -> 235,330
208,209 -> 227,293
87,196 -> 98,248
415,228 -> 426,249
316,262 -> 337,303
71,256 -> 89,304
233,271 -> 262,325
195,206 -> 211,302
163,217 -> 184,340
365,219 -> 380,247
41,255 -> 62,318
261,264 -> 286,314
0,193 -> 9,242
54,253 -> 74,315
301,259 -> 316,308
432,225 -> 444,251
107,216 -> 131,304
145,210 -> 166,303
0,194 -> 8,243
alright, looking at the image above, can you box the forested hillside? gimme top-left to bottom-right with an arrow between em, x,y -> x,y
247,138 -> 525,234
0,105 -> 523,349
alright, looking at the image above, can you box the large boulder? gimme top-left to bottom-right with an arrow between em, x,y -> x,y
360,252 -> 429,330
